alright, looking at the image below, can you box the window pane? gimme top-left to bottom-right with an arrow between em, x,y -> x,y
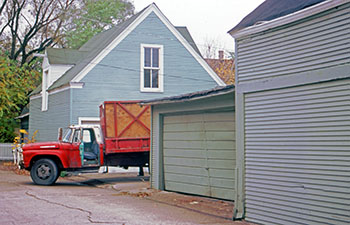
83,130 -> 91,143
73,130 -> 80,143
152,69 -> 159,88
144,48 -> 151,67
144,69 -> 151,88
152,48 -> 159,67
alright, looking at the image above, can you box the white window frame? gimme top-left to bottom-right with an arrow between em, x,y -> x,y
41,69 -> 49,111
78,117 -> 100,126
140,44 -> 164,92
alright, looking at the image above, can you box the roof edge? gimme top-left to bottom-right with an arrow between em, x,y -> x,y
141,85 -> 234,105
229,0 -> 346,39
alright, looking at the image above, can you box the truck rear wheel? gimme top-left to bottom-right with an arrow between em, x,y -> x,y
30,158 -> 59,185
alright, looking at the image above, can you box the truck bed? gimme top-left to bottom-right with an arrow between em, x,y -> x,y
100,101 -> 151,154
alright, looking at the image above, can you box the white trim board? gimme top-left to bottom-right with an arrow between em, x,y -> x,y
78,117 -> 100,125
71,3 -> 225,86
230,0 -> 349,39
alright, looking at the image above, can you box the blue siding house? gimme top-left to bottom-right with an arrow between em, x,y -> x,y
29,3 -> 225,141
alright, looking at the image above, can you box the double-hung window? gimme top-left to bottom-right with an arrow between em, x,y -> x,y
140,44 -> 163,92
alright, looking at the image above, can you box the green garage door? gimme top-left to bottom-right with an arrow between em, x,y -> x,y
162,111 -> 236,200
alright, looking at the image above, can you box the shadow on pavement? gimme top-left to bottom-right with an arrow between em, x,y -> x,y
80,176 -> 149,186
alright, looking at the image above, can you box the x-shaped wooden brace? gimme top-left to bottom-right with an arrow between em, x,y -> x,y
117,103 -> 150,138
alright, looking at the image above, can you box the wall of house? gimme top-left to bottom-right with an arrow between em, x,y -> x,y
234,3 -> 350,224
70,11 -> 218,124
29,89 -> 71,142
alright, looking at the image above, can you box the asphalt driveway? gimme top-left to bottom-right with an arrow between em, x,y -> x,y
0,162 -> 252,225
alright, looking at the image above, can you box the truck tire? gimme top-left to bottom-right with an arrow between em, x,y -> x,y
30,158 -> 59,185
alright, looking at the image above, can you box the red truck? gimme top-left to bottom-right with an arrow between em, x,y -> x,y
18,101 -> 150,185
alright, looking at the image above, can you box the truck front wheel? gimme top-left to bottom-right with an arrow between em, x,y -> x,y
30,159 -> 59,185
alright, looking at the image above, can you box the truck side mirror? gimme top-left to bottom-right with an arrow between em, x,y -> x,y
58,128 -> 63,141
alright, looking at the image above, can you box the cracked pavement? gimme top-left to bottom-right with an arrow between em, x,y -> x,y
0,166 -> 250,225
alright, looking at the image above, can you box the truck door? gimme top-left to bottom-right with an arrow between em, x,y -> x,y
70,129 -> 82,167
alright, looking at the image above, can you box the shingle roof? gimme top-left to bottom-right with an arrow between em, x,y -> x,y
141,85 -> 234,105
228,0 -> 326,34
175,26 -> 202,57
46,48 -> 88,65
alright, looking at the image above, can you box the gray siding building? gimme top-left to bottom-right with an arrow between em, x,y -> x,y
229,0 -> 350,224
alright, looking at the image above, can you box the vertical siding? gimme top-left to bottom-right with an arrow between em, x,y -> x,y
244,79 -> 350,224
236,3 -> 350,85
29,90 -> 71,142
71,12 -> 217,124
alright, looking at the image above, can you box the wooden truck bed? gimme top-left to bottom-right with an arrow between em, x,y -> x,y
100,101 -> 150,154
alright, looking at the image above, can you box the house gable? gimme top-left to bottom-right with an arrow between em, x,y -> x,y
70,3 -> 224,86
69,9 -> 222,124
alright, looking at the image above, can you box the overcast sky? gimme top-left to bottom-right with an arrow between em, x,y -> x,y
132,0 -> 265,56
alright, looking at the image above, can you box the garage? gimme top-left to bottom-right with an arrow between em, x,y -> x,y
244,79 -> 350,224
163,111 -> 235,200
143,86 -> 236,200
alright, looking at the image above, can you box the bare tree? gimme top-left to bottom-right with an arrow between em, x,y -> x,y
0,0 -> 77,65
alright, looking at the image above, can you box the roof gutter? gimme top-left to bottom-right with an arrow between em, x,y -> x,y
15,112 -> 29,119
230,0 -> 347,39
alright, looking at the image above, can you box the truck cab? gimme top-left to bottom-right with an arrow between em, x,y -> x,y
21,125 -> 103,185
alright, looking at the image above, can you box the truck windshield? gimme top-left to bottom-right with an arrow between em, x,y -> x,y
62,128 -> 73,143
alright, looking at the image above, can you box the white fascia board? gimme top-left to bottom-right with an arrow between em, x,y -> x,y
71,3 -> 226,86
30,94 -> 42,100
231,0 -> 348,39
48,86 -> 70,95
42,56 -> 50,70
150,4 -> 226,86
37,82 -> 83,97
69,82 -> 84,89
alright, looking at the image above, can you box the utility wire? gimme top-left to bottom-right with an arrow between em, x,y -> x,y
46,53 -> 221,84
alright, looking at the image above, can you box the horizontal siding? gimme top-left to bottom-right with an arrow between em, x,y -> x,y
163,112 -> 236,200
236,3 -> 350,84
244,79 -> 350,224
0,143 -> 13,160
72,11 -> 217,125
29,90 -> 71,141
